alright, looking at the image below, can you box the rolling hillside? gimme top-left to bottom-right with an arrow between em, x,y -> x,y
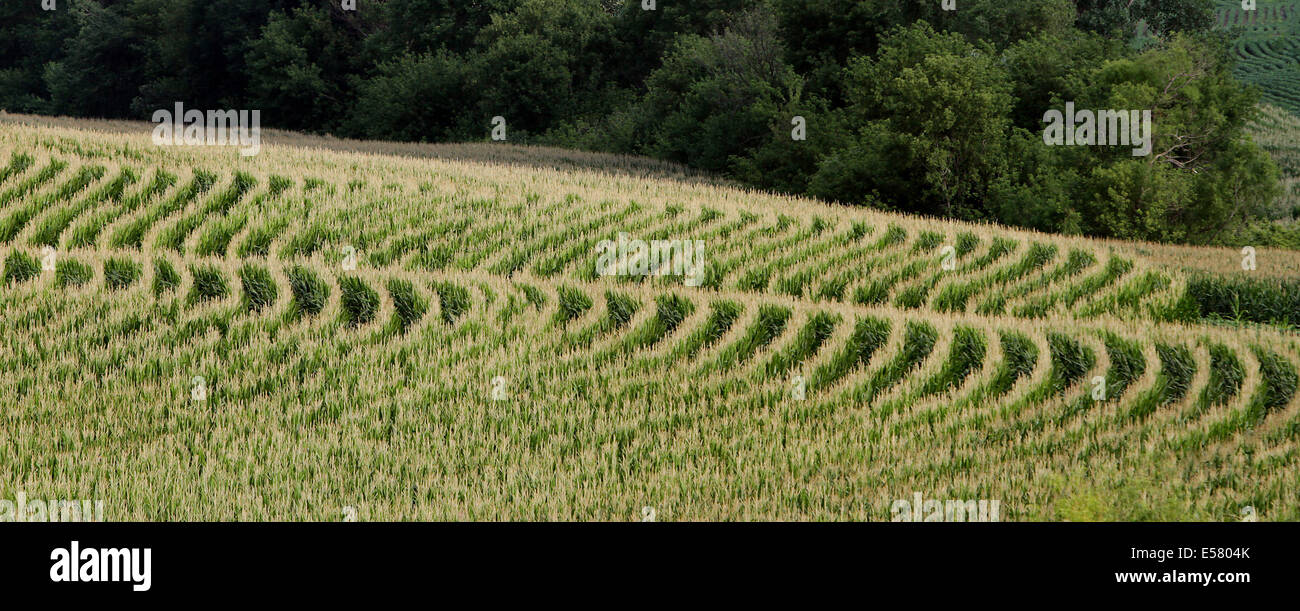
1218,0 -> 1300,113
1,115 -> 1297,521
1250,103 -> 1300,220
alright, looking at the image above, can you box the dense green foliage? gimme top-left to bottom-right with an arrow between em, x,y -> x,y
0,0 -> 1285,245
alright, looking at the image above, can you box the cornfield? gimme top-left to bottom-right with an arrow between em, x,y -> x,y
1217,1 -> 1300,114
1,114 -> 1297,521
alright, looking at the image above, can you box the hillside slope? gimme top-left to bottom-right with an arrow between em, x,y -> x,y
1219,0 -> 1300,113
0,117 -> 1296,521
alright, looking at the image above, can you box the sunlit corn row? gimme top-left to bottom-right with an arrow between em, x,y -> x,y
1,242 -> 1296,520
10,113 -> 1300,278
0,146 -> 1199,324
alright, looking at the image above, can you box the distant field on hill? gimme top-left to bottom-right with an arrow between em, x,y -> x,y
1218,0 -> 1300,113
1249,104 -> 1300,219
1,116 -> 1297,520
